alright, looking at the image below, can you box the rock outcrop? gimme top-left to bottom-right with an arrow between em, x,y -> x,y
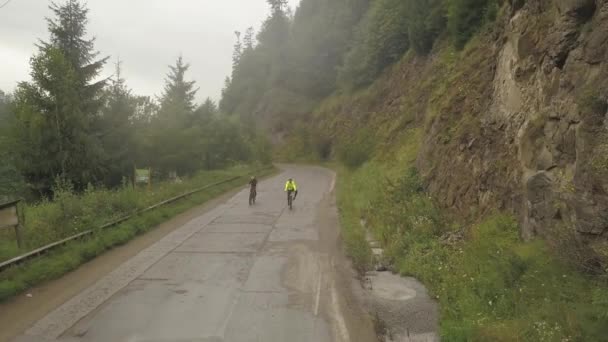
419,0 -> 608,258
313,0 -> 608,265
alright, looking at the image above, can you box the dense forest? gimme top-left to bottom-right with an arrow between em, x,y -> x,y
0,0 -> 498,199
220,0 -> 497,133
0,0 -> 269,201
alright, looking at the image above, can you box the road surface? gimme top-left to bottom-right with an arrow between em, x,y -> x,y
12,166 -> 377,342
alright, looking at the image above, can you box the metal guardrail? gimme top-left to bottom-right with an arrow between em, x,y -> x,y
0,167 -> 272,273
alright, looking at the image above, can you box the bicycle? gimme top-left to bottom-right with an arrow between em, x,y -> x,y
248,177 -> 258,206
249,188 -> 257,206
287,190 -> 296,210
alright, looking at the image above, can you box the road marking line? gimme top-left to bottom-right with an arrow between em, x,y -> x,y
217,293 -> 240,338
314,258 -> 322,316
331,283 -> 351,342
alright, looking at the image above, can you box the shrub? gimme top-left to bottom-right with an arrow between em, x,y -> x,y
337,129 -> 374,169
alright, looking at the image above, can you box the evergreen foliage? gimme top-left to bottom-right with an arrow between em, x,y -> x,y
1,1 -> 266,199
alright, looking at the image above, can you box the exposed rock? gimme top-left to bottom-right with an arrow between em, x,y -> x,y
573,197 -> 608,234
439,230 -> 465,246
416,0 -> 608,252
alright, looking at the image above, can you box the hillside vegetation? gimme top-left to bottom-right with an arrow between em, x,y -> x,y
222,0 -> 608,339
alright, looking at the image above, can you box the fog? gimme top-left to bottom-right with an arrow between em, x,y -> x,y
0,0 -> 300,101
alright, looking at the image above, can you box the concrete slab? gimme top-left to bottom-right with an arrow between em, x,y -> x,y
223,292 -> 332,342
212,215 -> 276,225
62,281 -> 239,342
139,253 -> 253,284
204,223 -> 272,234
268,226 -> 318,242
174,232 -> 267,254
243,255 -> 288,293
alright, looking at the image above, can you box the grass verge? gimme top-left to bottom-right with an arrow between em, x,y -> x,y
0,165 -> 270,262
335,161 -> 608,341
0,165 -> 275,302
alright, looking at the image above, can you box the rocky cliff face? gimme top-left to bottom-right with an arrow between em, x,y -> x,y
418,0 -> 608,263
312,0 -> 608,265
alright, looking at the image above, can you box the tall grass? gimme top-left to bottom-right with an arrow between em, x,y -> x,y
0,164 -> 274,302
336,161 -> 608,341
0,164 -> 267,263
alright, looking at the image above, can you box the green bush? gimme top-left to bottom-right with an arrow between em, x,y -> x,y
337,129 -> 375,169
370,168 -> 445,259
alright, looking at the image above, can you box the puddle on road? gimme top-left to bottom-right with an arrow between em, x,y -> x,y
360,219 -> 439,342
368,273 -> 417,301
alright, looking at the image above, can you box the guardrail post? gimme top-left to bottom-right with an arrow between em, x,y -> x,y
15,201 -> 24,249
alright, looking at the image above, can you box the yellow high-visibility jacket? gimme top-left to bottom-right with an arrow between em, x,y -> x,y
285,180 -> 297,191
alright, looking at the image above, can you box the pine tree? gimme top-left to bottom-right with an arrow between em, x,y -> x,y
150,56 -> 200,175
0,91 -> 25,201
43,0 -> 108,114
267,0 -> 288,14
233,31 -> 243,68
158,56 -> 198,122
197,98 -> 218,121
338,0 -> 410,88
11,0 -> 108,193
220,77 -> 234,114
0,91 -> 9,122
100,59 -> 137,187
244,27 -> 256,51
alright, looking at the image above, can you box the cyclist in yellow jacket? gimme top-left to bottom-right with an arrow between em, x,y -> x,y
285,178 -> 298,205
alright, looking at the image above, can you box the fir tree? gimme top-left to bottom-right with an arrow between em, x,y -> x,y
11,0 -> 108,193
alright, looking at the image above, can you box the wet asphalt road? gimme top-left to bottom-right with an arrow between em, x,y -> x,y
14,166 -> 369,342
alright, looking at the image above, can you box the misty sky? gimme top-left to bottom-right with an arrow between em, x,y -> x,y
0,0 -> 300,102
